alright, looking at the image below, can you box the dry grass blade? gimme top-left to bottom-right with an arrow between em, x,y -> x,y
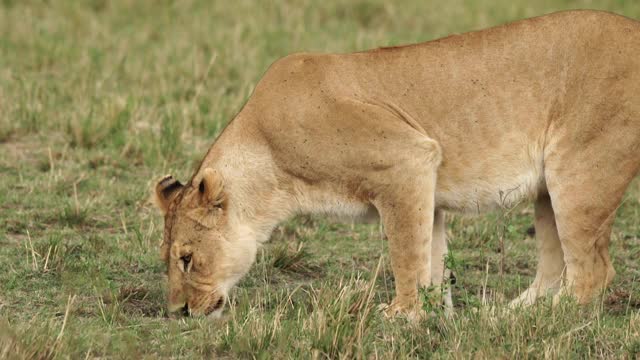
56,295 -> 76,343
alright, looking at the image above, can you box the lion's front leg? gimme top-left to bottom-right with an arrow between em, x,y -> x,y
374,170 -> 438,320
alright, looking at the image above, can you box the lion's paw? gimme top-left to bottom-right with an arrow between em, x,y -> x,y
378,298 -> 426,322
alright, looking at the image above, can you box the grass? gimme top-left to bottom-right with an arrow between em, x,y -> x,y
1,0 -> 639,358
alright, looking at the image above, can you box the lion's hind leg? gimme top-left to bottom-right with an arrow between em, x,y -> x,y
544,136 -> 639,304
548,190 -> 619,305
510,193 -> 565,307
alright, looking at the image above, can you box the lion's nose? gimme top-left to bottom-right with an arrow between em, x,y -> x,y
181,303 -> 190,317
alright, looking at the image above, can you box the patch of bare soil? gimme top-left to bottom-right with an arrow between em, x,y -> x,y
117,285 -> 166,318
605,288 -> 640,315
0,136 -> 48,167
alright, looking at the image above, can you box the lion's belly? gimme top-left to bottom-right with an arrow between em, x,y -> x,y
434,148 -> 545,214
435,173 -> 542,214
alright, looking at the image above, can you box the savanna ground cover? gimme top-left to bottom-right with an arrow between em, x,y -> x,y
0,1 -> 639,358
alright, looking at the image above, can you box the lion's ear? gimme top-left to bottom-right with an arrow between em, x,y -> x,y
197,168 -> 225,207
155,175 -> 184,214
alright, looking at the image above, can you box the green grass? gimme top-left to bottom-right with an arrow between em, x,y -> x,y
1,1 -> 639,358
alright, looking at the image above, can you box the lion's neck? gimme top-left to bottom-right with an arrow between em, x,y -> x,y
198,130 -> 297,244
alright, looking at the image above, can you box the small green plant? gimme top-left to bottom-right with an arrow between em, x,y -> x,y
271,242 -> 317,275
444,250 -> 461,274
59,205 -> 89,228
419,285 -> 445,315
96,288 -> 125,328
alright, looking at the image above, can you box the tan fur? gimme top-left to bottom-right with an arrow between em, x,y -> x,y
155,10 -> 640,317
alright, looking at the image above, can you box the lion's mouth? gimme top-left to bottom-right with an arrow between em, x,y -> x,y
172,296 -> 225,318
205,296 -> 225,316
181,304 -> 190,317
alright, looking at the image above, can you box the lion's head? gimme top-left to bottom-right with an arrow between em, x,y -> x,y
154,168 -> 258,318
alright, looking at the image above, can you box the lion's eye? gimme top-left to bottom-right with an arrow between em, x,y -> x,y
180,254 -> 192,272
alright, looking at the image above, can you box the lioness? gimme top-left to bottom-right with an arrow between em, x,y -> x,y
154,10 -> 640,318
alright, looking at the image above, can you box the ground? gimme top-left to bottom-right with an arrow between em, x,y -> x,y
0,1 -> 639,358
